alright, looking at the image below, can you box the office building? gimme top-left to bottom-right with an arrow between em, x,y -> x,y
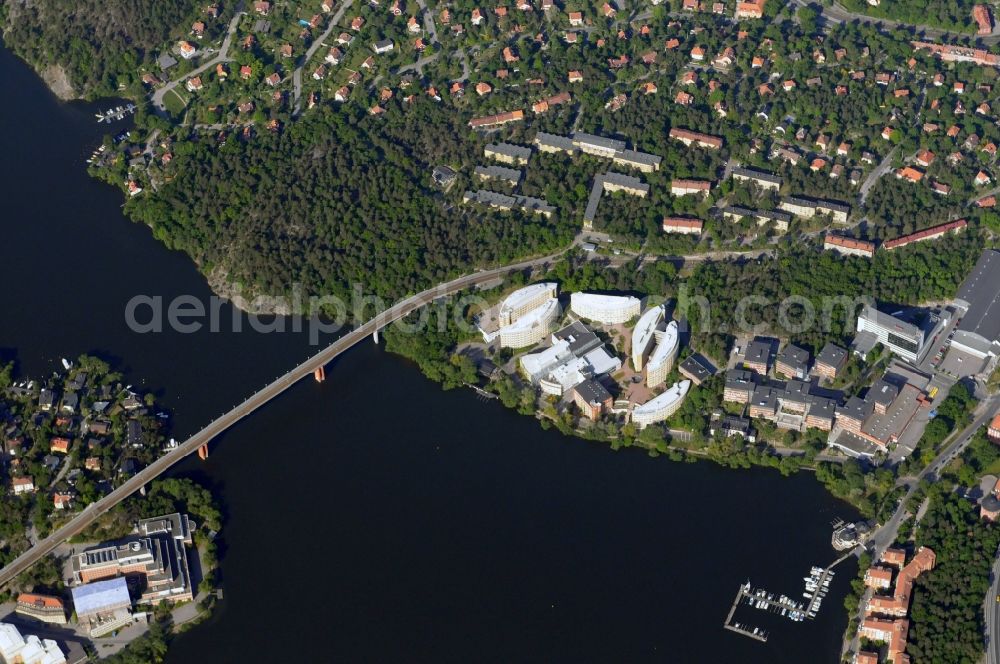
520,321 -> 621,395
0,623 -> 65,664
71,577 -> 133,637
572,379 -> 614,420
498,283 -> 558,327
856,306 -> 925,362
72,512 -> 196,606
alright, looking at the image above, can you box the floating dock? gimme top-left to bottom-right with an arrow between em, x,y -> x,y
95,104 -> 137,124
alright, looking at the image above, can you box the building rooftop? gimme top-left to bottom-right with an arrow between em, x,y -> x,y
474,165 -> 522,184
777,343 -> 810,373
679,354 -> 715,382
535,132 -> 577,152
732,166 -> 782,185
500,283 -> 557,317
485,142 -> 532,160
816,342 -> 848,368
572,132 -> 626,152
633,380 -> 691,416
725,368 -> 756,391
745,339 -> 774,367
602,171 -> 649,192
71,577 -> 131,617
573,378 -> 612,404
617,149 -> 662,167
954,249 -> 1000,349
632,306 -> 665,359
647,321 -> 679,372
860,305 -> 923,341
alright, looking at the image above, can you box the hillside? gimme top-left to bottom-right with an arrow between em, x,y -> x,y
2,0 -> 199,98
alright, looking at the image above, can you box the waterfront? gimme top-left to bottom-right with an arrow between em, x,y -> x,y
0,42 -> 857,662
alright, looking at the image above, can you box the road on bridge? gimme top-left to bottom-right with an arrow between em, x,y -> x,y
0,250 -> 563,589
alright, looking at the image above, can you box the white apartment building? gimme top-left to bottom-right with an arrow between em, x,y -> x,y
570,292 -> 641,324
632,305 -> 665,370
498,298 -> 561,348
646,321 -> 679,388
632,380 -> 691,428
498,283 -> 559,327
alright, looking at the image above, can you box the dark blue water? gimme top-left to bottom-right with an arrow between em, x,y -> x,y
0,43 -> 857,663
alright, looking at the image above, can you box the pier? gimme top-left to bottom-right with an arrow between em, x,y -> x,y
95,104 -> 137,124
723,551 -> 857,642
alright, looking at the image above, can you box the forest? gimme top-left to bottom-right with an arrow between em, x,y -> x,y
907,489 -> 1000,662
682,232 -> 984,353
839,0 -> 979,34
2,0 -> 202,97
129,102 -> 577,309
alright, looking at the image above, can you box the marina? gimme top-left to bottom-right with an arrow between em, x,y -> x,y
95,104 -> 137,124
724,550 -> 856,643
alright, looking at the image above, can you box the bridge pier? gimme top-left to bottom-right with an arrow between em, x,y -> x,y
198,444 -> 209,461
373,329 -> 380,344
314,366 -> 326,382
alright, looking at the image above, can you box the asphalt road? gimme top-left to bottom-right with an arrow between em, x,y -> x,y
0,249 -> 565,589
986,542 -> 1000,664
152,5 -> 244,112
292,0 -> 355,114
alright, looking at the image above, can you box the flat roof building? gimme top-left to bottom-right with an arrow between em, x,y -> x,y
744,338 -> 774,374
813,342 -> 848,381
484,142 -> 532,165
520,321 -> 621,395
632,380 -> 691,428
679,354 -> 715,385
731,166 -> 782,190
647,321 -> 680,388
498,298 -> 561,349
951,249 -> 1000,360
570,292 -> 641,324
856,305 -> 925,362
776,344 -> 810,379
632,305 -> 665,371
495,283 -> 559,329
474,165 -> 522,186
0,623 -> 65,664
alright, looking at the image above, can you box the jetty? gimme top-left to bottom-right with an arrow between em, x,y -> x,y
723,551 -> 856,642
95,104 -> 137,124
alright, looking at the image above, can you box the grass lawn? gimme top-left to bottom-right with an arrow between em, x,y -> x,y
163,88 -> 188,117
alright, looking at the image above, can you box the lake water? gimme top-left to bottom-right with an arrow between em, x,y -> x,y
0,43 -> 857,663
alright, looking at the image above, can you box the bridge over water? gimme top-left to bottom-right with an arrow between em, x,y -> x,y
0,253 -> 559,587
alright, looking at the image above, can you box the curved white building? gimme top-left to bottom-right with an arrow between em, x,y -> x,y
499,282 -> 558,326
570,292 -> 641,324
632,305 -> 665,370
498,299 -> 561,348
632,380 -> 691,429
646,321 -> 679,388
